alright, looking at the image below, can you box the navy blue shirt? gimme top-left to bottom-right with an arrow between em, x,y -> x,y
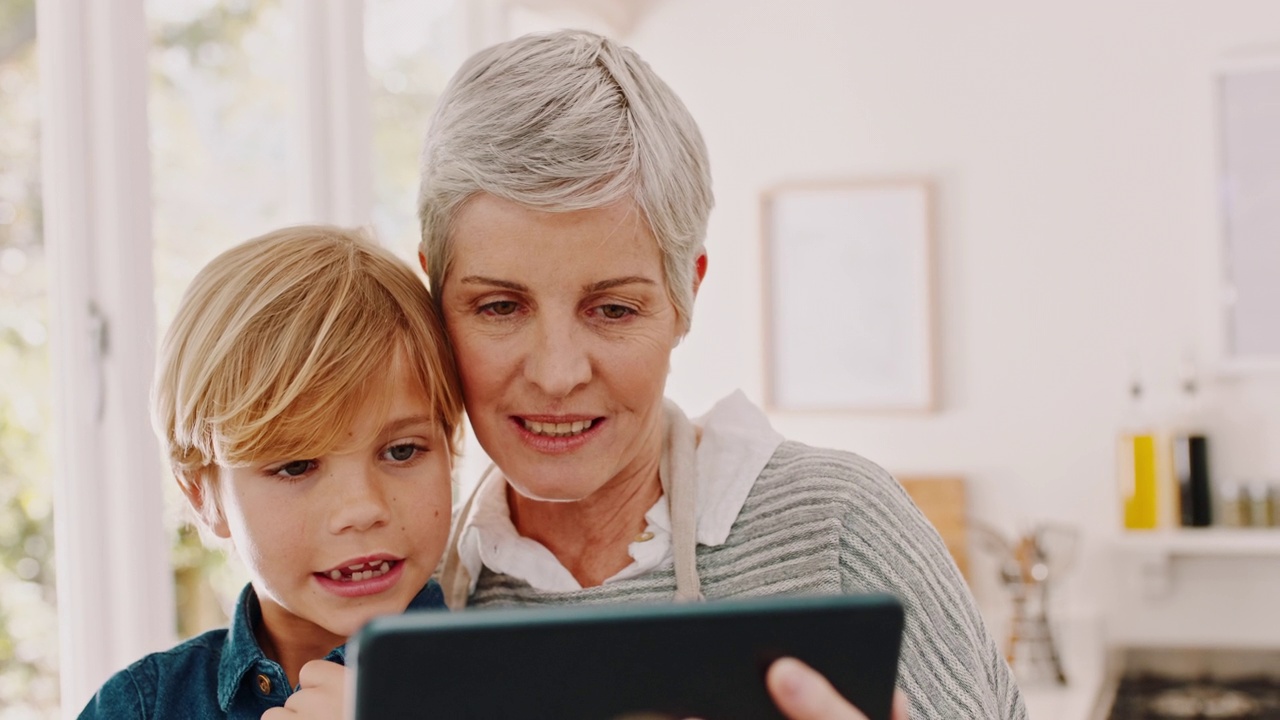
78,580 -> 445,719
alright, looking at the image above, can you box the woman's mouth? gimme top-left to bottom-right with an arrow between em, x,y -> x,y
519,418 -> 597,438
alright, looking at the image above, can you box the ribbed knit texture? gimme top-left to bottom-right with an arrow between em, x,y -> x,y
468,440 -> 1028,719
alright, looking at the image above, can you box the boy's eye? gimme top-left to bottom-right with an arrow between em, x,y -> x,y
275,460 -> 314,478
480,300 -> 518,316
385,444 -> 422,462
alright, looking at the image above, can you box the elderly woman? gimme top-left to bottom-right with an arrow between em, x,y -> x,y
413,29 -> 1025,720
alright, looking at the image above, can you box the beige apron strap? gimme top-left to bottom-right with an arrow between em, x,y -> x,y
438,463 -> 502,610
660,400 -> 704,602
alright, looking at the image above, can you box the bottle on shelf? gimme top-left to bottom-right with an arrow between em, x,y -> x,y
1216,481 -> 1245,527
1170,364 -> 1212,527
1271,482 -> 1280,528
1247,481 -> 1275,528
1119,378 -> 1159,530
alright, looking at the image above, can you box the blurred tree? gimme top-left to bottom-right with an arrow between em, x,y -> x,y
0,0 -> 59,715
0,0 -> 36,64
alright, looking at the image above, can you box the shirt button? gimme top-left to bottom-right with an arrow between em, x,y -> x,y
256,674 -> 272,694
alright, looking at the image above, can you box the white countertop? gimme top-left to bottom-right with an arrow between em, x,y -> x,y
1018,618 -> 1111,720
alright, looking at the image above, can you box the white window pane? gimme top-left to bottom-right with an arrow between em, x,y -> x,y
366,0 -> 463,258
149,0 -> 298,329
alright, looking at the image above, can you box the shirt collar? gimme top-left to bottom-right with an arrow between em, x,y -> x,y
691,389 -> 785,545
455,390 -> 784,594
217,584 -> 270,712
216,579 -> 445,710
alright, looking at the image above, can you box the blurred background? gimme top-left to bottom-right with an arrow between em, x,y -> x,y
3,1 -> 1279,718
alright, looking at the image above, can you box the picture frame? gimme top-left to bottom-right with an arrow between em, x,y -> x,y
761,179 -> 937,412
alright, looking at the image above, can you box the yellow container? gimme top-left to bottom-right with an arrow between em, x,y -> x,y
1122,433 -> 1159,529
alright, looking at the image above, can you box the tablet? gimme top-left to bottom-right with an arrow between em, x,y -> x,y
349,592 -> 904,720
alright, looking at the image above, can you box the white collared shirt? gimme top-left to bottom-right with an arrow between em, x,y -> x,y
454,391 -> 785,593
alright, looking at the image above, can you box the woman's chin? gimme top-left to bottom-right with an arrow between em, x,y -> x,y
507,482 -> 591,504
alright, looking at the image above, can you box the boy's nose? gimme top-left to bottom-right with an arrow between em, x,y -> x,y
329,467 -> 391,534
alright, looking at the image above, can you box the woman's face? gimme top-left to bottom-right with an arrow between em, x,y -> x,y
439,194 -> 687,504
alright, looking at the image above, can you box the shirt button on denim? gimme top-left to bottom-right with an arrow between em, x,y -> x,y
256,674 -> 272,695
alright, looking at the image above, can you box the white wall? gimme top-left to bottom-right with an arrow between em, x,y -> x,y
598,1 -> 1280,619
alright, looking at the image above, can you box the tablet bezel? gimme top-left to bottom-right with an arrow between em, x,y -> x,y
349,592 -> 903,720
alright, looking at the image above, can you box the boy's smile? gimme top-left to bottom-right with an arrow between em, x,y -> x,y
207,351 -> 452,656
315,554 -> 406,598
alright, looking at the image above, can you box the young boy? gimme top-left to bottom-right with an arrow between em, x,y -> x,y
78,225 -> 464,718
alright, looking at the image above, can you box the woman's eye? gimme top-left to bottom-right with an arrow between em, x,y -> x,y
480,300 -> 518,316
385,444 -> 422,462
598,304 -> 634,320
274,460 -> 314,478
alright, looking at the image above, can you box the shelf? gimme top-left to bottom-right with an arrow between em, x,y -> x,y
1114,528 -> 1280,557
1111,529 -> 1280,601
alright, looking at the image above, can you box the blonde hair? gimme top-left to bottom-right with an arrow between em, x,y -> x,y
418,29 -> 714,333
153,225 -> 463,505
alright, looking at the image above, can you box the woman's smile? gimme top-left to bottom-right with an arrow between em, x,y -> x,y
512,414 -> 607,451
518,417 -> 598,438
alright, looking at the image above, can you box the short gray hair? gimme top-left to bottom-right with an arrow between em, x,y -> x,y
417,29 -> 714,332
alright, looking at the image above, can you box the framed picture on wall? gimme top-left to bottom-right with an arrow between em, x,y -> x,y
762,180 -> 937,412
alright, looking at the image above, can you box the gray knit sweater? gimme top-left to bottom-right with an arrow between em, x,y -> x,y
467,440 -> 1028,720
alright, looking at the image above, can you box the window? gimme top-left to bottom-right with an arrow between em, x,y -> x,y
40,0 -> 480,710
0,0 -> 57,715
148,0 -> 298,638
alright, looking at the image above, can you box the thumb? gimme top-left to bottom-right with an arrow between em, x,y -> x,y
766,657 -> 869,720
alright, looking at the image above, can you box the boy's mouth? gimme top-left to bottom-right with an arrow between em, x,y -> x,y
320,559 -> 399,582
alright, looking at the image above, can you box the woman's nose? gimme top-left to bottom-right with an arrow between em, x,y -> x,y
522,317 -> 591,398
328,466 -> 391,534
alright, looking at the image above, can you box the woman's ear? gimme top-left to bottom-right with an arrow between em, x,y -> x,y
418,251 -> 429,275
693,252 -> 708,296
180,470 -> 230,540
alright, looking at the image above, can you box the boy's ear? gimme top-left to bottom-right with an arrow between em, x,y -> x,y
418,251 -> 429,275
179,469 -> 230,539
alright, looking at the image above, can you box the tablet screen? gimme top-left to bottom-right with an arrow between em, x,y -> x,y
350,592 -> 903,720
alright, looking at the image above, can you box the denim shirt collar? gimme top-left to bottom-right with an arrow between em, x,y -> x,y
216,579 -> 445,712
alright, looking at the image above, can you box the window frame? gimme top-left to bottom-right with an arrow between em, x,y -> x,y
38,0 -> 379,710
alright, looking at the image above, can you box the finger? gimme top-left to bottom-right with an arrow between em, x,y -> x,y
298,659 -> 346,688
892,689 -> 910,720
766,657 -> 868,720
261,707 -> 293,718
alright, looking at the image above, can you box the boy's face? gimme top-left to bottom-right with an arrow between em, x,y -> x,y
202,353 -> 452,645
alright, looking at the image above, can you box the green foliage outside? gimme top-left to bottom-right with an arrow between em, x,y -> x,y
0,0 -> 58,715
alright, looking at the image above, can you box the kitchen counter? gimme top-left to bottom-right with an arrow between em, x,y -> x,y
1019,617 -> 1111,720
